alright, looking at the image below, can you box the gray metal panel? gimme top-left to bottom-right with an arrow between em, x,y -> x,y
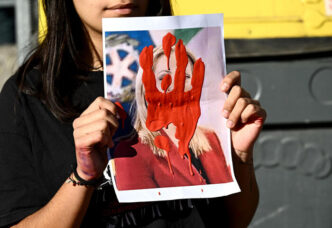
250,129 -> 332,228
0,0 -> 14,7
225,38 -> 332,58
0,0 -> 37,64
15,0 -> 32,64
227,57 -> 332,124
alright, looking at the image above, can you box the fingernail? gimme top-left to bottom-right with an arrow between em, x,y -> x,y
226,120 -> 234,128
221,83 -> 229,92
223,110 -> 229,118
254,118 -> 264,126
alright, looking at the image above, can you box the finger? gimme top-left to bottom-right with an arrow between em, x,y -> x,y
241,105 -> 267,125
223,86 -> 251,118
75,129 -> 114,149
81,97 -> 117,116
73,108 -> 119,129
73,119 -> 117,140
226,97 -> 253,128
221,71 -> 241,92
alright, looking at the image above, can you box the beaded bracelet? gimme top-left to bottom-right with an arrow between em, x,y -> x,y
66,165 -> 103,187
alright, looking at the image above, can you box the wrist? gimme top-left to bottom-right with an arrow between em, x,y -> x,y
67,165 -> 104,187
76,164 -> 104,181
234,148 -> 254,165
66,173 -> 94,189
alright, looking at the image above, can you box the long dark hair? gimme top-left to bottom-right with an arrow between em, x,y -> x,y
17,0 -> 171,122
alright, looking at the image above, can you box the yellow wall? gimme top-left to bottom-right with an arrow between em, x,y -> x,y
171,0 -> 332,38
38,0 -> 47,42
39,0 -> 332,39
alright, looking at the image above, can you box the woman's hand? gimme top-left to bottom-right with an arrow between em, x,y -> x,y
73,97 -> 119,181
222,71 -> 267,163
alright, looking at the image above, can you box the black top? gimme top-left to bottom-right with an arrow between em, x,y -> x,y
0,69 -> 95,227
0,70 -> 228,228
187,149 -> 210,185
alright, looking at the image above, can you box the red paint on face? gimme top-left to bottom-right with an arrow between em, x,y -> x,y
161,74 -> 172,93
162,33 -> 176,70
115,102 -> 127,128
139,33 -> 205,176
154,135 -> 174,174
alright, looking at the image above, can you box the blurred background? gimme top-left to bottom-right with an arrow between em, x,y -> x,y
1,0 -> 331,227
0,0 -> 38,88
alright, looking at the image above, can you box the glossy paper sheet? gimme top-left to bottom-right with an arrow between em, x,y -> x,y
102,14 -> 240,202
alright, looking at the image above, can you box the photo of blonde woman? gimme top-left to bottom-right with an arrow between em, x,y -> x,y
112,32 -> 233,191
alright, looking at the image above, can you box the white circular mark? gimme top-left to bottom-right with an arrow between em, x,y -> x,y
255,135 -> 331,179
240,70 -> 263,100
278,137 -> 303,170
297,144 -> 323,176
309,67 -> 332,105
258,136 -> 279,167
313,153 -> 332,179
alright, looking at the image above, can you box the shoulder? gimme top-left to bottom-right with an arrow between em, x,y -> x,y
0,69 -> 41,134
1,68 -> 41,94
0,68 -> 41,103
198,127 -> 224,154
0,70 -> 44,227
198,127 -> 221,145
206,130 -> 221,145
0,73 -> 19,99
0,73 -> 23,133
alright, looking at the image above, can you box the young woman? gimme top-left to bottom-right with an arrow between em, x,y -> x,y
0,0 -> 266,227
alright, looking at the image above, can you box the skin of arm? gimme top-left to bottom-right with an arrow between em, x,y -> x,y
220,71 -> 266,227
11,97 -> 118,228
11,182 -> 95,228
221,148 -> 259,228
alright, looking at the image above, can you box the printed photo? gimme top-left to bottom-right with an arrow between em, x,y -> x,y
102,14 -> 240,202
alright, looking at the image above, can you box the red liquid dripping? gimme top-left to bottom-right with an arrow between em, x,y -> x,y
154,135 -> 174,174
139,33 -> 205,176
162,33 -> 176,70
198,170 -> 203,183
161,74 -> 172,93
